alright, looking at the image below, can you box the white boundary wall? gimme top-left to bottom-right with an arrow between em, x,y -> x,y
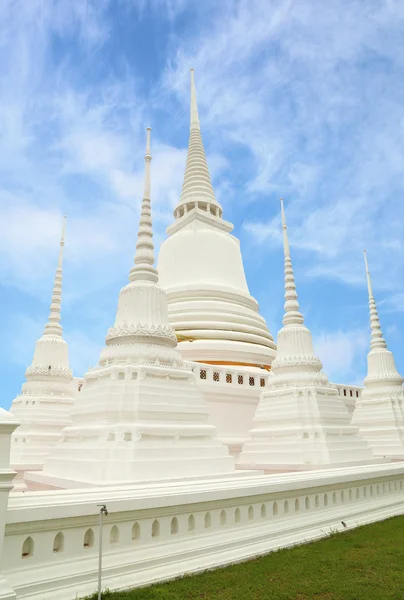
3,462 -> 404,600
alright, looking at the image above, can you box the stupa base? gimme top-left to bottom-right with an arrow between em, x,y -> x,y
353,425 -> 404,460
0,576 -> 16,600
24,466 -> 261,491
236,456 -> 389,474
360,442 -> 404,461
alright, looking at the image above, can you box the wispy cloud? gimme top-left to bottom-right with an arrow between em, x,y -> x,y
314,328 -> 369,385
4,310 -> 102,379
163,0 -> 404,292
2,0 -> 404,405
0,0 -> 192,301
0,0 -> 196,403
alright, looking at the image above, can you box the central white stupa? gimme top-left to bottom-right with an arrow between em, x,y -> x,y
238,200 -> 374,471
26,128 -> 234,489
157,70 -> 276,369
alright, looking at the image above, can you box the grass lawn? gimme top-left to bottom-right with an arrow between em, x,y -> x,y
91,515 -> 404,600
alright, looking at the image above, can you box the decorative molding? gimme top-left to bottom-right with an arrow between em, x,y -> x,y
271,356 -> 322,368
25,366 -> 72,378
106,325 -> 177,343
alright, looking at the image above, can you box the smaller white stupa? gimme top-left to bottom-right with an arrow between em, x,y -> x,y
351,252 -> 404,458
10,218 -> 76,487
238,199 -> 374,471
26,128 -> 234,489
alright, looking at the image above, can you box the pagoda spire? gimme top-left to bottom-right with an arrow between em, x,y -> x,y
43,216 -> 66,338
129,127 -> 158,284
364,250 -> 387,351
174,69 -> 222,218
280,198 -> 304,327
190,68 -> 200,131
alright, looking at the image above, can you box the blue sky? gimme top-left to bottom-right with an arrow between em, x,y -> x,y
1,0 -> 404,408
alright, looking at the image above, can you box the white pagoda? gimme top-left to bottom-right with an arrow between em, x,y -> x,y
9,219 -> 76,488
351,252 -> 404,457
157,70 -> 276,370
238,200 -> 374,471
26,128 -> 234,489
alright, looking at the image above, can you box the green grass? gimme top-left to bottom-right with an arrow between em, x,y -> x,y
91,516 -> 404,600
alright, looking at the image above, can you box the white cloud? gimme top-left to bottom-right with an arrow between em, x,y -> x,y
314,329 -> 369,385
0,0 -> 195,303
383,293 -> 404,314
162,0 -> 404,295
7,313 -> 44,371
65,329 -> 103,377
4,310 -> 103,382
0,196 -> 64,293
2,0 -> 404,393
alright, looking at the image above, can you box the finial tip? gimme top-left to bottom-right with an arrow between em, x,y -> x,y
60,215 -> 67,243
145,127 -> 151,155
280,198 -> 287,229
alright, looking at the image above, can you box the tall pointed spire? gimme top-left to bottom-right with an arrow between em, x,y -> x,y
43,216 -> 66,337
174,69 -> 222,219
129,128 -> 158,284
364,250 -> 387,351
190,68 -> 200,131
280,199 -> 304,327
